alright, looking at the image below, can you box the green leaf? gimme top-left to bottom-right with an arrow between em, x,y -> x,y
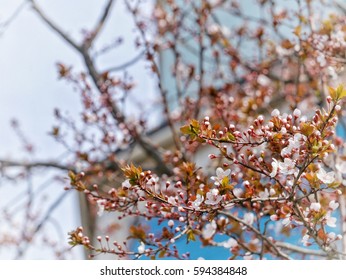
300,122 -> 315,137
328,86 -> 337,100
226,132 -> 235,141
180,125 -> 191,135
186,230 -> 196,243
159,250 -> 166,258
329,84 -> 346,101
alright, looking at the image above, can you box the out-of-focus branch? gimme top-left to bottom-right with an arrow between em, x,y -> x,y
84,0 -> 115,49
124,0 -> 182,154
218,210 -> 292,260
335,0 -> 346,13
0,159 -> 74,172
0,1 -> 27,36
106,50 -> 145,72
275,241 -> 327,257
28,0 -> 172,176
28,0 -> 81,52
338,195 -> 346,259
15,191 -> 70,259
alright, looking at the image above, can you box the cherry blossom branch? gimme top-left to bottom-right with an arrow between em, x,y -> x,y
292,204 -> 339,259
200,134 -> 267,146
124,0 -> 182,153
15,191 -> 70,259
28,0 -> 172,176
218,210 -> 291,260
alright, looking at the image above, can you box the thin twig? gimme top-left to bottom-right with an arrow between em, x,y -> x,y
28,0 -> 81,52
84,0 -> 115,49
105,50 -> 145,72
218,210 -> 292,260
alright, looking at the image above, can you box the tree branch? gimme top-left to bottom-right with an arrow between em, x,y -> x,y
28,0 -> 81,52
105,50 -> 145,72
27,0 -> 174,176
218,210 -> 292,260
0,159 -> 74,172
275,241 -> 327,257
0,1 -> 27,36
84,0 -> 115,49
15,191 -> 70,259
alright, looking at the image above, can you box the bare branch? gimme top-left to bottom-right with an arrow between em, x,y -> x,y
0,1 -> 27,36
218,210 -> 292,260
15,191 -> 70,259
0,159 -> 73,172
105,50 -> 145,72
275,241 -> 327,257
28,0 -> 81,52
84,0 -> 115,49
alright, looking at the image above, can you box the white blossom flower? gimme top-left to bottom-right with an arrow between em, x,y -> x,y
293,108 -> 301,118
327,232 -> 336,242
243,213 -> 255,225
281,133 -> 307,157
257,74 -> 270,86
207,23 -> 221,35
233,188 -> 243,198
271,109 -> 280,117
205,189 -> 222,205
317,168 -> 335,184
291,133 -> 307,148
270,214 -> 278,221
325,213 -> 337,228
280,127 -> 287,134
211,167 -> 230,186
282,214 -> 291,227
122,179 -> 131,189
138,242 -> 145,254
96,199 -> 107,216
278,158 -> 296,175
192,194 -> 204,209
310,202 -> 321,212
301,234 -> 310,246
259,189 -> 269,199
327,66 -> 338,80
243,253 -> 253,260
269,158 -> 279,177
317,52 -> 326,67
329,200 -> 339,211
202,220 -> 217,239
223,238 -> 238,249
167,196 -> 177,205
146,176 -> 160,192
281,146 -> 293,157
336,160 -> 346,174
